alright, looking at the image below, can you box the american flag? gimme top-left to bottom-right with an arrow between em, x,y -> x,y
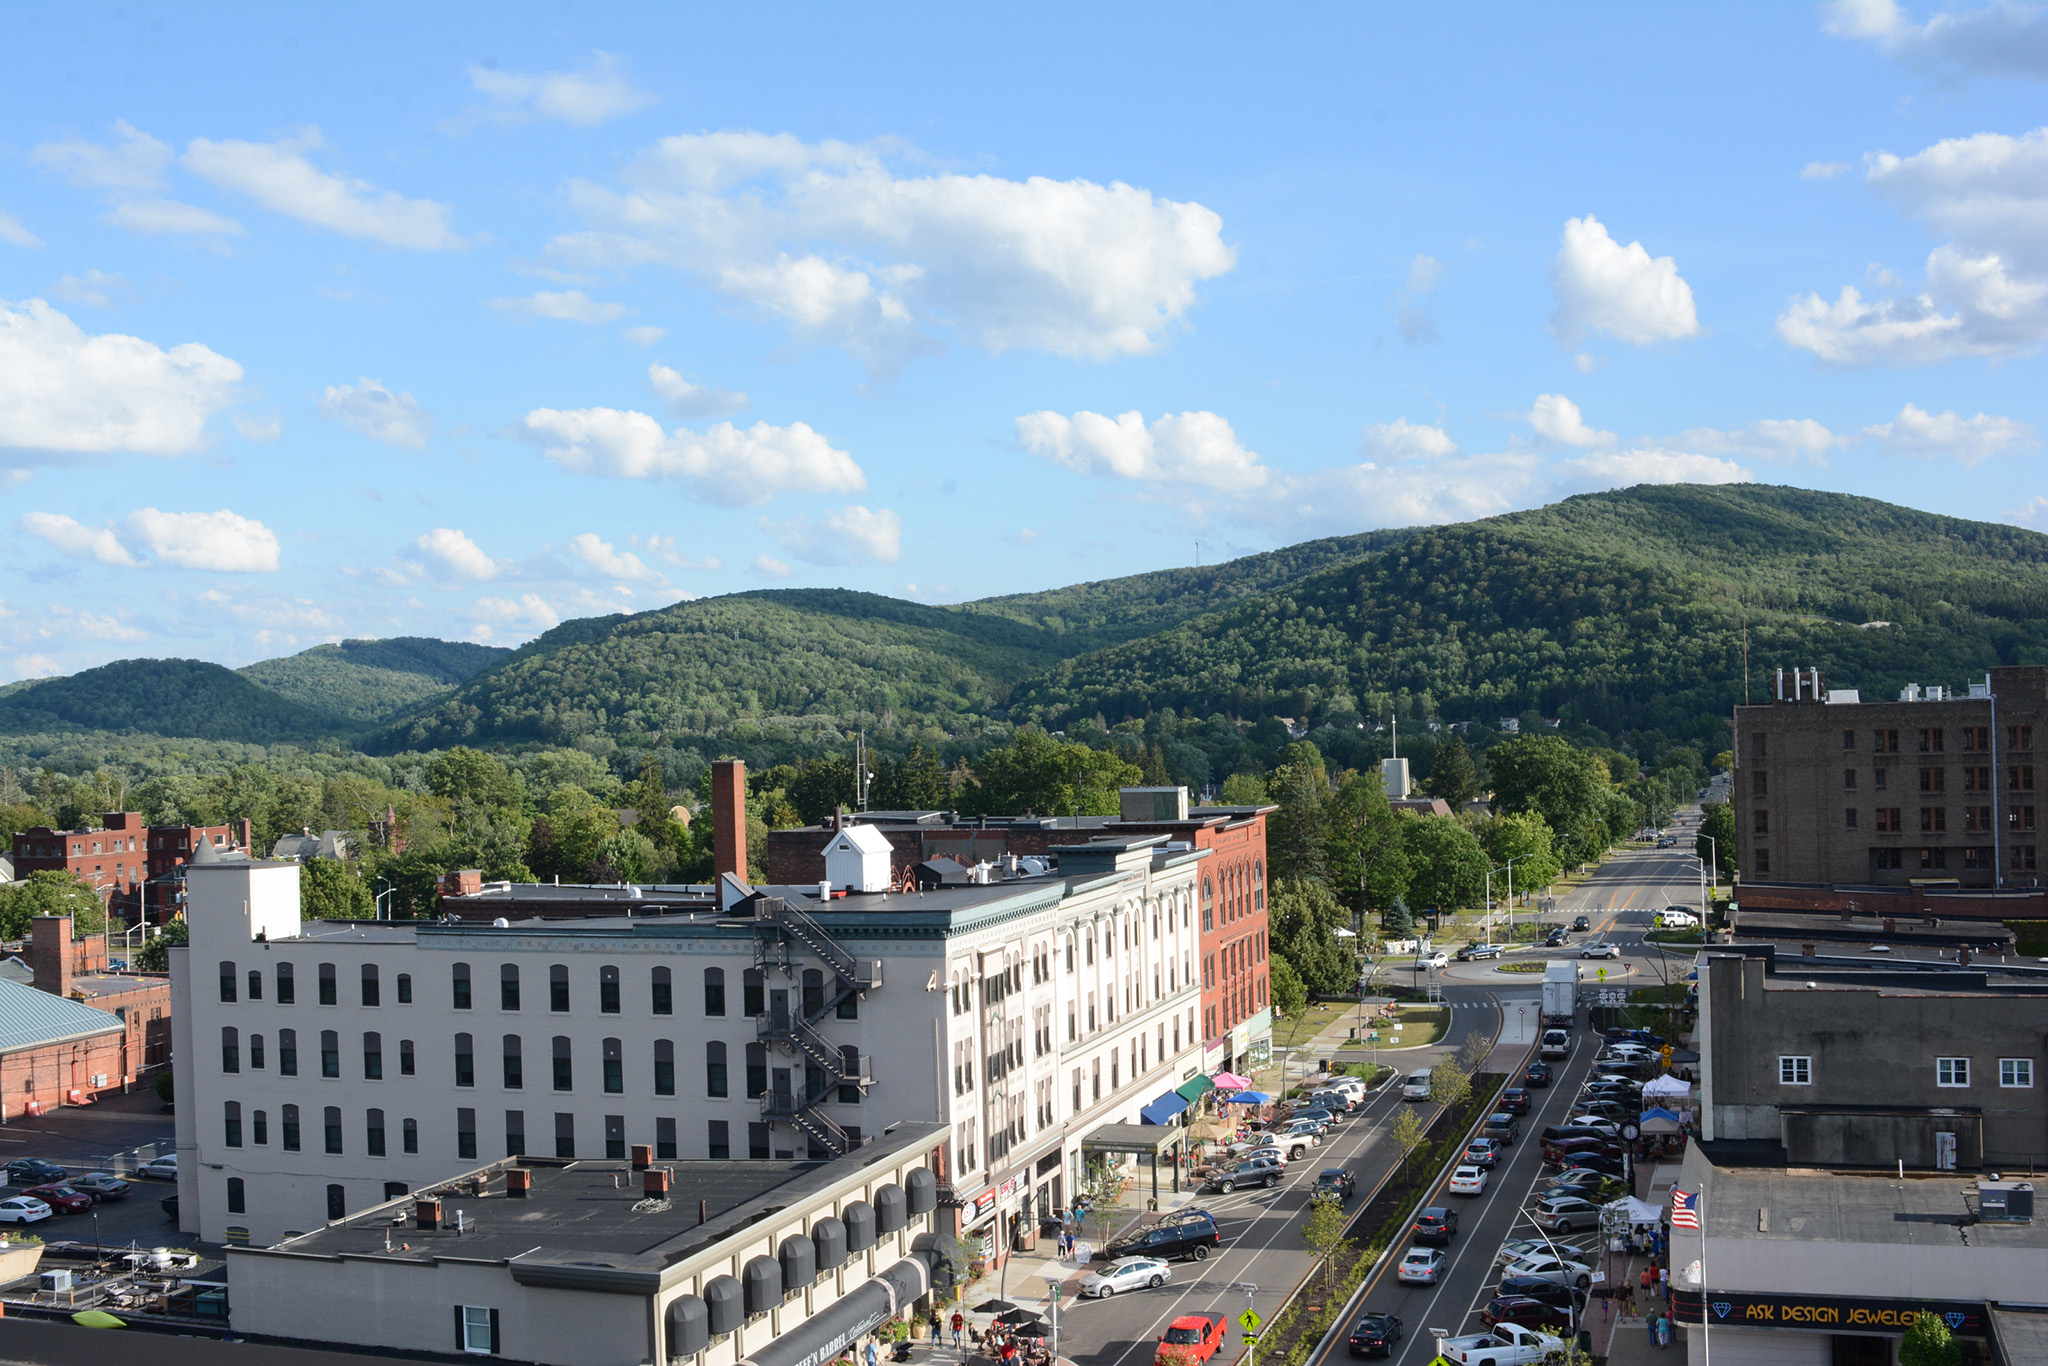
1670,1189 -> 1701,1230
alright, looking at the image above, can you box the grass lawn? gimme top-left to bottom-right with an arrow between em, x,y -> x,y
1341,1004 -> 1448,1050
1273,1002 -> 1350,1049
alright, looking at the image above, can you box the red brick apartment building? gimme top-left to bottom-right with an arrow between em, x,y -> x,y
0,913 -> 171,1118
10,812 -> 250,922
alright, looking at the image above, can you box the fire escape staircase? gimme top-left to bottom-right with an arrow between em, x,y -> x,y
751,896 -> 879,1156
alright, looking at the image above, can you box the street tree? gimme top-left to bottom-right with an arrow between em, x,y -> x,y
1399,815 -> 1489,910
1302,1195 -> 1354,1294
1324,768 -> 1411,917
1390,1107 -> 1427,1177
1429,1057 -> 1472,1110
1422,733 -> 1479,808
1268,955 -> 1310,1017
300,859 -> 373,920
1900,1312 -> 1962,1366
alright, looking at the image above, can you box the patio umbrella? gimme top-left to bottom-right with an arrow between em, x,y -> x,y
973,1299 -> 1022,1315
1210,1071 -> 1252,1090
1224,1090 -> 1270,1104
1008,1319 -> 1051,1339
994,1308 -> 1043,1327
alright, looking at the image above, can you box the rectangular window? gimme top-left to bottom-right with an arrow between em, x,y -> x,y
553,1037 -> 573,1091
1920,767 -> 1946,793
742,970 -> 763,1017
654,1040 -> 675,1096
1919,728 -> 1944,753
1843,768 -> 1856,790
1964,765 -> 1991,792
1845,808 -> 1858,830
1876,729 -> 1899,754
2011,805 -> 2039,832
361,965 -> 380,1008
2011,724 -> 2035,750
1920,847 -> 1948,871
2016,845 -> 2039,871
1754,810 -> 1769,835
707,1043 -> 728,1098
550,1112 -> 575,1159
748,1121 -> 770,1161
1754,849 -> 1770,876
2013,765 -> 2037,792
1779,1056 -> 1811,1085
1750,732 -> 1767,759
1873,847 -> 1903,871
459,1305 -> 496,1356
506,1110 -> 526,1157
1874,767 -> 1888,791
605,1114 -> 625,1160
708,1119 -> 730,1160
1966,805 -> 1994,832
457,1108 -> 477,1160
227,1177 -> 245,1214
1842,729 -> 1856,750
1963,846 -> 1992,872
1921,807 -> 1948,833
1875,808 -> 1902,833
654,1117 -> 678,1160
1999,1059 -> 2035,1088
1751,771 -> 1768,797
1937,1057 -> 1970,1087
318,963 -> 337,1006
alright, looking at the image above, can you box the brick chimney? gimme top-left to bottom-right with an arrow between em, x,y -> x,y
30,915 -> 73,998
712,760 -> 748,882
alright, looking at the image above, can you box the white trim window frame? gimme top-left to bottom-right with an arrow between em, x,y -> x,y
460,1305 -> 496,1355
1936,1057 -> 1971,1088
1999,1058 -> 2035,1089
1778,1055 -> 1811,1086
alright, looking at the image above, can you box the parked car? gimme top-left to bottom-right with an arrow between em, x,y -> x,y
1560,1115 -> 1622,1137
1498,1086 -> 1532,1115
1312,1169 -> 1357,1202
1603,1029 -> 1664,1048
1155,1313 -> 1225,1364
1308,1089 -> 1358,1114
1496,1278 -> 1590,1313
1346,1312 -> 1403,1358
1522,1061 -> 1552,1088
0,1196 -> 51,1225
1481,1296 -> 1575,1334
68,1172 -> 131,1202
1410,1207 -> 1459,1246
1211,1158 -> 1284,1192
1501,1253 -> 1594,1289
1571,915 -> 1592,931
1447,1164 -> 1488,1196
1461,1138 -> 1503,1170
1481,1113 -> 1521,1145
1558,1154 -> 1630,1181
1496,1238 -> 1592,1269
1542,1172 -> 1629,1204
1570,1098 -> 1629,1120
1397,1247 -> 1446,1285
1435,1325 -> 1565,1365
4,1158 -> 67,1186
25,1184 -> 93,1215
1580,941 -> 1622,959
1294,1107 -> 1343,1128
1532,1195 -> 1604,1234
1540,1124 -> 1615,1146
1542,1136 -> 1623,1166
136,1156 -> 178,1181
1081,1256 -> 1173,1298
1104,1209 -> 1222,1263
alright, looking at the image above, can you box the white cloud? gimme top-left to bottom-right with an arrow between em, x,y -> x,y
30,121 -> 173,191
1861,401 -> 2037,463
51,270 -> 127,309
753,554 -> 793,579
549,130 -> 1235,371
1393,253 -> 1442,345
1527,394 -> 1615,447
104,199 -> 245,238
1550,215 -> 1701,347
1803,160 -> 1852,180
1361,418 -> 1457,460
1822,0 -> 2048,81
0,206 -> 41,249
648,363 -> 748,417
1016,410 -> 1272,494
1676,418 -> 1845,464
1252,454 -> 1548,535
18,507 -> 280,571
522,407 -> 865,505
1013,527 -> 1044,545
472,593 -> 560,635
318,378 -> 431,448
487,289 -> 631,324
567,532 -> 663,581
183,129 -> 462,250
761,505 -> 903,566
0,299 -> 242,457
2008,495 -> 2048,527
413,528 -> 501,581
621,325 -> 668,346
632,533 -> 721,570
1780,127 -> 2048,363
7,654 -> 64,680
234,414 -> 283,442
1556,449 -> 1753,487
458,52 -> 654,128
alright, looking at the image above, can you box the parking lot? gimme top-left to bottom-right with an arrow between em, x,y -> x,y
0,1083 -> 183,1254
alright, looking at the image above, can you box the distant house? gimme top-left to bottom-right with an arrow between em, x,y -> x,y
1498,717 -> 1520,733
270,829 -> 354,861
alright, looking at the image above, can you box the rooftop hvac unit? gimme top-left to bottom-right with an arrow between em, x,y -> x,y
1977,1180 -> 2034,1223
40,1270 -> 72,1292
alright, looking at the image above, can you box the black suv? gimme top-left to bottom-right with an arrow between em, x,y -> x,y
5,1159 -> 66,1186
1101,1209 -> 1222,1262
1545,926 -> 1569,947
1411,1207 -> 1458,1246
1313,1168 -> 1357,1201
1571,915 -> 1591,931
1497,1277 -> 1589,1313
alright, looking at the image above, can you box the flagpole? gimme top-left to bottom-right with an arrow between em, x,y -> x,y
1698,1182 -> 1709,1366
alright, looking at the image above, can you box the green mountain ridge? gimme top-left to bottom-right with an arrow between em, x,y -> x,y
237,638 -> 509,725
0,658 -> 344,744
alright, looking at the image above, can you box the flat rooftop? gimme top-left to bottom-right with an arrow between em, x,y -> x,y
1702,1167 -> 2048,1251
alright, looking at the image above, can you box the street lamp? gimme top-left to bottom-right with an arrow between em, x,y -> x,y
1042,1271 -> 1063,1362
1485,856 -> 1528,944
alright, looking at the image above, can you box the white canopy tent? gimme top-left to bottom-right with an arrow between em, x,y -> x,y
1641,1074 -> 1692,1101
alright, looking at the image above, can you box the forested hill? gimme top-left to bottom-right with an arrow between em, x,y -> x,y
1006,484 -> 2048,752
238,638 -> 509,725
0,659 -> 342,744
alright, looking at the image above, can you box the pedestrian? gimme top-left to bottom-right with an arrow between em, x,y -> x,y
866,1338 -> 879,1366
1656,1314 -> 1672,1349
1658,1265 -> 1669,1300
951,1311 -> 965,1348
930,1309 -> 943,1344
1647,1313 -> 1661,1349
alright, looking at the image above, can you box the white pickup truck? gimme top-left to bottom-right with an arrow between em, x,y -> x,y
1435,1324 -> 1566,1365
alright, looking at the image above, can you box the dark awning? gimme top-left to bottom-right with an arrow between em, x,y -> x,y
1081,1123 -> 1186,1157
1139,1091 -> 1189,1125
737,1256 -> 930,1366
1175,1075 -> 1215,1103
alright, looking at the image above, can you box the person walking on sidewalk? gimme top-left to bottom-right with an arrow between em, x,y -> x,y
929,1309 -> 943,1345
865,1339 -> 879,1366
951,1312 -> 965,1348
1647,1313 -> 1661,1350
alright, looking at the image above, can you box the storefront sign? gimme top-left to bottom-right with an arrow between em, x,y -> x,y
971,1189 -> 997,1218
998,1176 -> 1020,1200
1673,1290 -> 1983,1337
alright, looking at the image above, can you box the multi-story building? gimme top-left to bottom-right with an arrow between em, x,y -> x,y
8,813 -> 251,923
173,762 -> 1221,1253
1731,664 -> 2048,890
765,787 -> 1276,1074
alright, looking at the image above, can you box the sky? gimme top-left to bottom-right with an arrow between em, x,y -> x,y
2,1 -> 2046,680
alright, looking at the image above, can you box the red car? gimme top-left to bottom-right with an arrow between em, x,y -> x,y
1156,1314 -> 1227,1366
1481,1296 -> 1574,1334
25,1184 -> 92,1215
1499,1087 -> 1532,1115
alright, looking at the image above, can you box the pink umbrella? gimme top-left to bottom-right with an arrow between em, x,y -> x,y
1210,1071 -> 1252,1090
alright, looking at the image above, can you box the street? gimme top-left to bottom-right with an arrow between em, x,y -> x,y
0,1085 -> 181,1255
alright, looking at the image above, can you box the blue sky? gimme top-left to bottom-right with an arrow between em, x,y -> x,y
2,1 -> 2045,679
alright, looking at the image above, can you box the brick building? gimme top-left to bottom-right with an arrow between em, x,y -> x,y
9,813 -> 250,924
27,912 -> 174,1078
1732,664 -> 2048,891
764,787 -> 1278,1073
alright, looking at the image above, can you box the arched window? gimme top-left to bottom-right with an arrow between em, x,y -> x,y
742,968 -> 764,1017
549,964 -> 570,1012
706,1041 -> 728,1097
366,1108 -> 386,1156
223,1100 -> 242,1147
395,972 -> 411,1004
1254,859 -> 1265,911
651,966 -> 673,1015
602,1037 -> 624,1094
219,961 -> 237,1003
654,1039 -> 675,1096
703,967 -> 726,1016
362,1032 -> 382,1080
282,1104 -> 301,1151
323,1106 -> 343,1154
253,1108 -> 268,1144
318,962 -> 337,1006
454,1033 -> 474,1087
500,964 -> 520,1011
247,969 -> 263,1001
599,965 -> 621,1014
802,968 -> 824,1019
402,1117 -> 418,1154
399,1038 -> 415,1076
250,1033 -> 265,1069
552,1036 -> 573,1091
502,1035 -> 523,1089
1201,878 -> 1215,932
451,963 -> 472,1010
221,1027 -> 240,1074
360,964 -> 380,1008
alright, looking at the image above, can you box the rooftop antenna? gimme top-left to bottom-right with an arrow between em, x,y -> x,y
1195,540 -> 1201,567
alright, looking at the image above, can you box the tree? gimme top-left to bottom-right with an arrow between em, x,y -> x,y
1219,772 -> 1269,806
155,1069 -> 174,1104
1380,896 -> 1414,939
1487,735 -> 1614,864
1459,1027 -> 1494,1077
1696,801 -> 1737,882
1399,815 -> 1490,911
1267,878 -> 1353,996
1324,769 -> 1411,916
1390,1107 -> 1426,1176
1268,955 -> 1309,1017
1302,1195 -> 1354,1294
871,743 -> 949,811
1480,812 -> 1563,897
1422,733 -> 1478,808
1267,745 -> 1330,884
136,918 -> 189,972
1899,1312 -> 1962,1366
300,859 -> 374,920
965,728 -> 1141,817
1429,1056 -> 1472,1109
0,870 -> 106,939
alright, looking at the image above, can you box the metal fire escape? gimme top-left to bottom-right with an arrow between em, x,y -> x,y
751,895 -> 879,1156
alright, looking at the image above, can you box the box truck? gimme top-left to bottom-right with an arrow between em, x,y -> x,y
1542,959 -> 1578,1025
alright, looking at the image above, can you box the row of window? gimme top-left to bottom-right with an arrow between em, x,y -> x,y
218,1106 -> 788,1167
1749,725 -> 2036,760
1752,846 -> 2040,876
1779,1054 -> 2033,1088
1830,806 -> 2038,834
1755,766 -> 2038,800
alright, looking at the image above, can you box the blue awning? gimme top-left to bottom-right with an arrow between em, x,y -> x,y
1139,1090 -> 1189,1125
